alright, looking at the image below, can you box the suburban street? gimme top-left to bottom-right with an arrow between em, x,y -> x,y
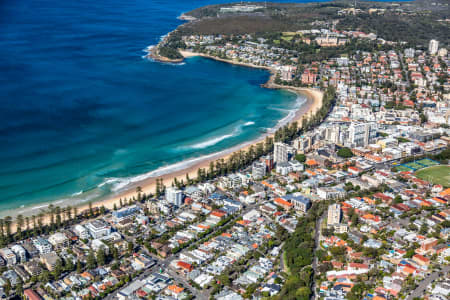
407,265 -> 450,300
311,213 -> 325,300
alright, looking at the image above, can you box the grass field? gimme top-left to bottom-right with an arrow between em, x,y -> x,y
405,162 -> 423,170
415,165 -> 450,188
397,165 -> 412,172
416,158 -> 439,167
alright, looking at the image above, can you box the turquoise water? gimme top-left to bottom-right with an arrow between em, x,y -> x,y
0,0 -> 410,213
0,0 -> 309,212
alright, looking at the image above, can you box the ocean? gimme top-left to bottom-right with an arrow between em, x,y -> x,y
0,0 -> 402,214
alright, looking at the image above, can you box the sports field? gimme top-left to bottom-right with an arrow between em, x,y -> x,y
405,162 -> 423,170
415,165 -> 450,188
397,165 -> 412,172
416,158 -> 439,167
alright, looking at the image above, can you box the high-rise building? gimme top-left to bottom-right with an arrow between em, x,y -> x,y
348,122 -> 377,147
261,155 -> 274,172
327,204 -> 341,227
252,161 -> 267,179
325,125 -> 341,145
165,187 -> 183,206
274,142 -> 288,164
428,40 -> 439,55
281,66 -> 293,81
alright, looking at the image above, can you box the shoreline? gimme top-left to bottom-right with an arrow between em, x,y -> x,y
3,51 -> 323,231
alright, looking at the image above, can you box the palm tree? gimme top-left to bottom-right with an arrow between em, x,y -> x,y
16,214 -> 24,238
55,206 -> 62,227
37,212 -> 44,234
73,207 -> 78,221
31,215 -> 37,233
25,216 -> 30,232
0,219 -> 4,239
89,202 -> 94,217
48,204 -> 55,227
66,206 -> 72,223
61,207 -> 67,224
4,216 -> 12,239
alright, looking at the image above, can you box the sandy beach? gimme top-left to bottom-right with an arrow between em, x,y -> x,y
4,50 -> 323,231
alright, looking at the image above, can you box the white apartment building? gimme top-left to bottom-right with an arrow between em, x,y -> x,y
73,224 -> 90,239
48,232 -> 70,250
429,39 -> 439,55
85,220 -> 111,239
0,248 -> 17,265
32,237 -> 53,254
10,245 -> 27,263
327,204 -> 342,227
348,122 -> 377,147
274,142 -> 288,164
252,161 -> 266,179
165,187 -> 184,207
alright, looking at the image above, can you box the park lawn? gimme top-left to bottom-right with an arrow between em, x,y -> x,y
415,165 -> 450,188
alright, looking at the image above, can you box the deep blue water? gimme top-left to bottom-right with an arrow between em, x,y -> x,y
0,0 -> 408,212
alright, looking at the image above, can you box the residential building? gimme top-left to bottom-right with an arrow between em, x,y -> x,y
317,187 -> 346,200
48,232 -> 70,250
166,187 -> 184,206
327,204 -> 342,227
252,161 -> 267,179
40,252 -> 60,271
284,195 -> 311,212
112,205 -> 140,223
33,237 -> 53,254
0,248 -> 16,265
10,245 -> 27,263
348,122 -> 376,147
24,289 -> 42,300
274,142 -> 288,164
85,219 -> 111,239
429,39 -> 439,55
73,224 -> 90,239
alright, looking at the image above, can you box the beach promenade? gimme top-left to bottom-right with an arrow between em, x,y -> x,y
4,51 -> 323,231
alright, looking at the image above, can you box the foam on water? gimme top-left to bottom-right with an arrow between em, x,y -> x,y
181,121 -> 255,150
0,0 -> 313,215
71,190 -> 83,196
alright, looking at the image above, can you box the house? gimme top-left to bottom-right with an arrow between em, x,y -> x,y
274,198 -> 293,210
24,289 -> 42,300
412,254 -> 430,266
176,261 -> 194,273
166,285 -> 185,299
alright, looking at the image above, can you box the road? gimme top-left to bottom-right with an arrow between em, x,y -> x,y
106,202 -> 260,299
311,212 -> 325,300
406,265 -> 450,300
